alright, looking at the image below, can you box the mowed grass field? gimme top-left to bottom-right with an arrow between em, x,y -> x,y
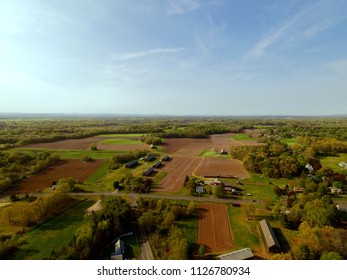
9,148 -> 123,159
98,133 -> 145,138
321,153 -> 347,175
8,198 -> 95,260
231,134 -> 255,141
99,139 -> 142,145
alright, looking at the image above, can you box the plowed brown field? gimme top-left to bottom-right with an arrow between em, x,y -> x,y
8,159 -> 104,195
22,137 -> 103,150
198,203 -> 233,253
194,158 -> 250,179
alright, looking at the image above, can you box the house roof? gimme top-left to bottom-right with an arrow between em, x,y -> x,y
218,248 -> 253,260
259,219 -> 281,251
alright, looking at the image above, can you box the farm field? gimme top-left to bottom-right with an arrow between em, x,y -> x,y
194,158 -> 250,179
157,156 -> 203,192
8,159 -> 104,194
198,203 -> 233,254
321,153 -> 347,175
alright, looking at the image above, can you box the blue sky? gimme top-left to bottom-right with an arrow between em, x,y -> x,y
1,0 -> 347,116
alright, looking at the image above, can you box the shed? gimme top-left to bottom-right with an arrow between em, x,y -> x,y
152,161 -> 162,169
259,219 -> 282,253
143,167 -> 154,176
162,155 -> 170,161
145,154 -> 156,162
218,248 -> 254,260
125,160 -> 138,168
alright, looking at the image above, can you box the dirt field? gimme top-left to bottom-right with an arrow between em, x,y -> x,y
156,156 -> 203,192
21,136 -> 148,151
194,158 -> 250,179
162,138 -> 212,154
9,159 -> 104,195
22,137 -> 103,150
198,203 -> 233,253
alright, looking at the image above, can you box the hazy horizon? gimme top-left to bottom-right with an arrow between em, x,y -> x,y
1,0 -> 347,116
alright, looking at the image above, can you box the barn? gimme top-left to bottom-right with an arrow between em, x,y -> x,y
145,154 -> 156,162
152,161 -> 162,168
162,155 -> 170,161
259,219 -> 282,253
125,160 -> 138,168
218,248 -> 254,260
143,167 -> 154,176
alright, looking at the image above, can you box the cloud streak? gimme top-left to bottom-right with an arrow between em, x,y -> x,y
246,0 -> 347,59
115,47 -> 184,60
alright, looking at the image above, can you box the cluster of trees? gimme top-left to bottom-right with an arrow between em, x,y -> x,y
114,175 -> 154,193
108,150 -> 148,170
140,135 -> 162,145
0,151 -> 59,192
4,188 -> 70,227
48,197 -> 131,259
137,198 -> 197,259
230,142 -> 307,179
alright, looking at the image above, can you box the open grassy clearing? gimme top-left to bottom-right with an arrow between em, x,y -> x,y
227,205 -> 260,251
231,134 -> 255,141
87,160 -> 110,183
99,139 -> 142,145
200,150 -> 231,159
320,153 -> 347,175
98,134 -> 145,138
8,198 -> 95,260
282,138 -> 299,146
9,148 -> 122,159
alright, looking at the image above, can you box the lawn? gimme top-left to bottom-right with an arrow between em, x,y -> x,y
282,138 -> 299,146
231,134 -> 254,141
320,153 -> 347,175
8,198 -> 95,260
99,139 -> 142,145
88,160 -> 110,183
9,148 -> 122,159
227,205 -> 260,250
98,134 -> 145,138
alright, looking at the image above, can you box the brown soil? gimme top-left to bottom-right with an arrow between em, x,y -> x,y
9,159 -> 104,195
162,138 -> 211,154
156,156 -> 203,192
22,137 -> 104,150
198,203 -> 233,254
194,158 -> 250,179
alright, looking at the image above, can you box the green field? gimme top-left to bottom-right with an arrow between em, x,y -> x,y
321,153 -> 347,175
98,133 -> 145,138
282,138 -> 299,146
88,160 -> 110,183
227,205 -> 260,250
100,139 -> 142,145
9,198 -> 95,260
9,148 -> 123,159
231,134 -> 254,141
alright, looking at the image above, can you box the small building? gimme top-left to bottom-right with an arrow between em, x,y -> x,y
259,219 -> 282,253
338,162 -> 347,168
220,149 -> 227,155
196,185 -> 206,194
330,187 -> 343,195
111,239 -> 124,260
145,154 -> 156,162
125,160 -> 138,168
218,248 -> 254,260
293,187 -> 305,193
162,155 -> 170,161
143,167 -> 154,176
305,164 -> 314,172
152,161 -> 162,169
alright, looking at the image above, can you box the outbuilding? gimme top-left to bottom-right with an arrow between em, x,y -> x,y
259,219 -> 282,253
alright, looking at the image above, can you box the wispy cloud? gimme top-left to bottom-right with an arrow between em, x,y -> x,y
115,47 -> 184,60
246,0 -> 347,59
166,0 -> 225,15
